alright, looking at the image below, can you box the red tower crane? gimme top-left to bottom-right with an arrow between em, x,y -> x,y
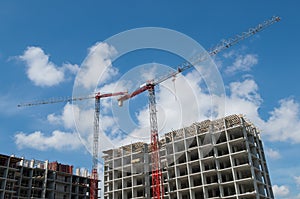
18,91 -> 128,199
117,16 -> 280,199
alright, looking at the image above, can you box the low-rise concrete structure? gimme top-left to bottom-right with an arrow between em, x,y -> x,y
0,154 -> 91,199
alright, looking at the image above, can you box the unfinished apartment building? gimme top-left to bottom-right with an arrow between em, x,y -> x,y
0,154 -> 91,199
103,114 -> 274,199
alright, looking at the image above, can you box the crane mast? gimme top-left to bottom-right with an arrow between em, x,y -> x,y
90,91 -> 128,199
117,16 -> 280,199
91,95 -> 100,199
148,85 -> 164,199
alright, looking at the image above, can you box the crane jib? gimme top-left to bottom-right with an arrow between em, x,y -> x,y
117,15 -> 280,103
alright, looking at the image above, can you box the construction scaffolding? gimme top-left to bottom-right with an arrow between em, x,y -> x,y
103,114 -> 274,199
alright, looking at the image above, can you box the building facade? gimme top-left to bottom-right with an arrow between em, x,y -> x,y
0,154 -> 91,199
103,114 -> 274,199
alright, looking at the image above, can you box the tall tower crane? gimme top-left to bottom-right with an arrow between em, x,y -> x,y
117,16 -> 280,199
18,91 -> 128,199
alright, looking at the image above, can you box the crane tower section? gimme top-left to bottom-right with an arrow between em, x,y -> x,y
148,85 -> 164,199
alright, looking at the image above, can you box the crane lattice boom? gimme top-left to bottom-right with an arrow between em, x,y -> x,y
153,16 -> 280,87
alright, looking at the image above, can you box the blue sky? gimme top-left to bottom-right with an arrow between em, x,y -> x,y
0,1 -> 300,198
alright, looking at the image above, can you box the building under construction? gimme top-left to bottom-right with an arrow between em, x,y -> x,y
0,154 -> 94,199
103,114 -> 274,199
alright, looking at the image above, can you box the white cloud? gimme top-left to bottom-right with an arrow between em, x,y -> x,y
15,42 -> 123,153
63,62 -> 79,74
224,52 -> 258,74
229,79 -> 261,104
222,50 -> 235,59
19,46 -> 78,87
47,103 -> 95,138
222,79 -> 263,124
19,47 -> 64,86
16,42 -> 300,158
265,148 -> 281,160
47,103 -> 79,129
75,42 -> 118,89
14,130 -> 81,151
16,72 -> 300,153
263,99 -> 300,143
96,80 -> 131,114
108,73 -> 300,146
140,64 -> 159,81
294,176 -> 300,187
272,185 -> 290,197
45,101 -> 120,154
220,78 -> 300,144
115,70 -> 218,145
